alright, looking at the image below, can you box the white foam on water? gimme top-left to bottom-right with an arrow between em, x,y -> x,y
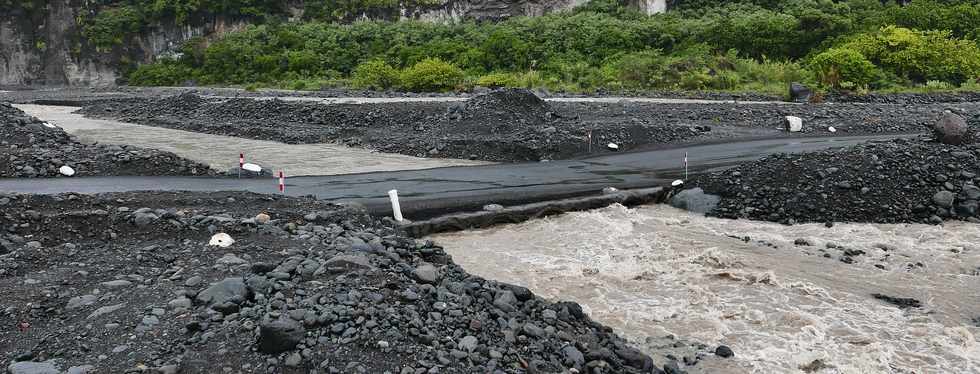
432,204 -> 980,373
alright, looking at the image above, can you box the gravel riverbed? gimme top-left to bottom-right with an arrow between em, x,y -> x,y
1,102 -> 214,178
689,129 -> 980,225
73,89 -> 980,162
0,191 -> 715,373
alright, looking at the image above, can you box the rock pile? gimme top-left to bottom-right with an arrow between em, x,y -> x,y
451,88 -> 555,126
0,102 -> 214,177
0,191 -> 708,373
690,137 -> 980,224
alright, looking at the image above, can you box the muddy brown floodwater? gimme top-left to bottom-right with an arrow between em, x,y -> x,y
14,104 -> 485,176
433,204 -> 980,374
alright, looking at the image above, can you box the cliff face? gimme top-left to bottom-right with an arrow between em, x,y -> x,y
1,1 -> 252,87
0,0 -> 668,88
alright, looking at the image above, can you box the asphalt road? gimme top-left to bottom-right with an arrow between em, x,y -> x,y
0,134 -> 910,219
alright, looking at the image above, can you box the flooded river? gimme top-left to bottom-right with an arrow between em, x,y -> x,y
14,104 -> 484,176
433,204 -> 980,373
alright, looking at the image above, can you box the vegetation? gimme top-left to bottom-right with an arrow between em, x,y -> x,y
64,0 -> 980,94
352,59 -> 401,90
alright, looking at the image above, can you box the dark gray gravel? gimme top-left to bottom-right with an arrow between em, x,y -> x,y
0,102 -> 215,178
0,191 -> 716,373
689,136 -> 980,225
74,89 -> 980,162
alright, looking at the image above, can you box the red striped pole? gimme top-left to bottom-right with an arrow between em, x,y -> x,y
278,171 -> 285,194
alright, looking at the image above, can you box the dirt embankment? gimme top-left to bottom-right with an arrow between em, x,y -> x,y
0,102 -> 214,178
76,89 -> 980,162
0,191 -> 716,373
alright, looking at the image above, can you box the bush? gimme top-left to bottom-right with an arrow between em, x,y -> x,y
604,50 -> 666,89
399,57 -> 464,92
842,26 -> 980,84
352,59 -> 400,89
885,0 -> 980,40
127,59 -> 196,86
81,5 -> 143,50
476,72 -> 518,88
808,47 -> 880,88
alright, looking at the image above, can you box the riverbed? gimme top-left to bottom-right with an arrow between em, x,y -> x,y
14,104 -> 485,176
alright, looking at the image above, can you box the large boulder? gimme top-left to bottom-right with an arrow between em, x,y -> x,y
258,318 -> 305,354
932,190 -> 955,208
195,277 -> 249,306
669,188 -> 721,214
784,116 -> 803,132
789,82 -> 812,103
932,111 -> 972,145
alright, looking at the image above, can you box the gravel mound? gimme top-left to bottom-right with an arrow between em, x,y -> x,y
690,137 -> 980,224
0,102 -> 214,177
455,88 -> 553,124
0,191 -> 711,373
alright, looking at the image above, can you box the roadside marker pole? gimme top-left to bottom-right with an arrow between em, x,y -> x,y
684,152 -> 689,181
587,130 -> 592,153
278,171 -> 285,194
238,153 -> 244,179
388,189 -> 404,222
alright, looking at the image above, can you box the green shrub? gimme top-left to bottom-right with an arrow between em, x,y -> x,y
476,72 -> 518,88
885,0 -> 980,40
604,50 -> 666,89
707,7 -> 800,59
923,80 -> 953,91
842,26 -> 980,84
352,59 -> 400,90
399,58 -> 464,92
962,78 -> 980,91
808,47 -> 880,88
127,60 -> 196,86
81,5 -> 143,50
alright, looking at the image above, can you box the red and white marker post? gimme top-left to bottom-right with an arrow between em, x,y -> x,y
238,153 -> 244,178
278,171 -> 285,194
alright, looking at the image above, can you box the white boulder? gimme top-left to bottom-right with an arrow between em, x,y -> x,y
208,233 -> 235,248
784,116 -> 803,132
58,165 -> 76,177
242,163 -> 262,172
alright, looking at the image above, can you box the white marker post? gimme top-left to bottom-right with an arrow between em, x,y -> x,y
239,152 -> 244,179
684,152 -> 689,181
388,189 -> 404,222
278,171 -> 285,194
587,130 -> 592,153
